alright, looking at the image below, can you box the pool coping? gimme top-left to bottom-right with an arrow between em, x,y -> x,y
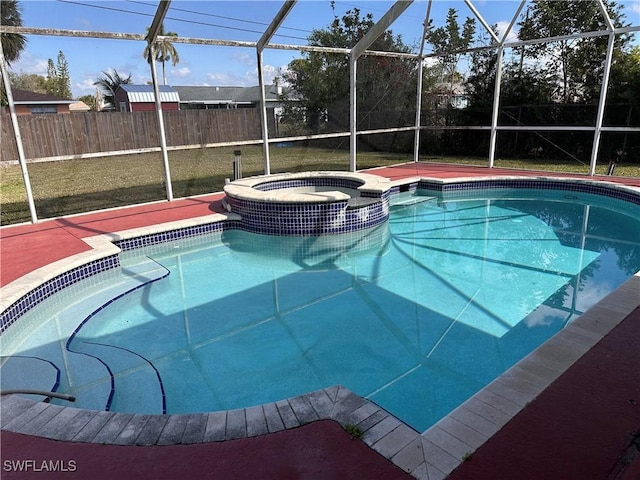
223,170 -> 392,203
2,174 -> 640,480
0,212 -> 237,313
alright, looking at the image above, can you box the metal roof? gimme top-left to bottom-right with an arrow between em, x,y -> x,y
118,84 -> 180,103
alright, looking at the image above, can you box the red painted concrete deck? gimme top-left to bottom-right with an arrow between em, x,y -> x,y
448,305 -> 640,480
1,163 -> 639,479
0,195 -> 227,286
1,420 -> 411,480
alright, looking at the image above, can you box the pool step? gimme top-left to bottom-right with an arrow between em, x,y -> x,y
120,259 -> 170,283
389,194 -> 437,207
56,258 -> 169,410
61,259 -> 168,340
74,342 -> 165,414
346,197 -> 380,209
0,356 -> 60,402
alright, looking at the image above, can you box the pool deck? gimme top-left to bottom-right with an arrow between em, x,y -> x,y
1,162 -> 639,479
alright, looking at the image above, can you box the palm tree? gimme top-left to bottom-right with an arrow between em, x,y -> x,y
77,94 -> 98,111
93,69 -> 132,110
1,0 -> 27,65
143,24 -> 179,85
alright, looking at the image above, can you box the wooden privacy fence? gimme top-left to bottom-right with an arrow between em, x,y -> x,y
1,109 -> 265,161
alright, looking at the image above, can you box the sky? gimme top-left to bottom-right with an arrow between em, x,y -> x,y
7,0 -> 640,99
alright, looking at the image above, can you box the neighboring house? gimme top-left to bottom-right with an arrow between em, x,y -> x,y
431,83 -> 469,110
114,84 -> 180,112
69,101 -> 91,113
173,84 -> 282,111
9,89 -> 76,115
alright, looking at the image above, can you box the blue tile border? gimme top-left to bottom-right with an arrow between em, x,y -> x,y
225,196 -> 390,235
253,177 -> 364,192
114,221 -> 229,251
0,255 -> 120,334
419,178 -> 640,205
226,176 -> 390,236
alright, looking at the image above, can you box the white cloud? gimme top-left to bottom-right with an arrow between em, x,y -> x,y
260,64 -> 279,82
523,305 -> 556,328
134,73 -> 151,85
206,71 -> 244,85
75,78 -> 99,94
9,52 -> 48,76
172,67 -> 191,78
263,64 -> 279,74
77,17 -> 92,29
233,53 -> 255,66
495,21 -> 519,43
204,62 -> 284,87
632,2 -> 640,15
256,64 -> 289,85
574,280 -> 614,313
422,57 -> 440,68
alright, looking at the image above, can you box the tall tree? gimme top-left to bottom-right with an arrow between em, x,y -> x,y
7,72 -> 48,93
46,58 -> 56,93
466,25 -> 555,108
518,0 -> 629,103
55,50 -> 72,98
94,69 -> 132,110
425,8 -> 476,97
605,45 -> 640,155
609,45 -> 640,105
0,0 -> 27,65
143,24 -> 179,85
44,51 -> 72,98
281,7 -> 415,134
465,27 -> 499,108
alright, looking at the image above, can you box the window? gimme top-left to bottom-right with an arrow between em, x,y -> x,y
29,105 -> 57,114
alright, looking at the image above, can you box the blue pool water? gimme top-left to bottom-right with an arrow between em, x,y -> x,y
2,188 -> 639,432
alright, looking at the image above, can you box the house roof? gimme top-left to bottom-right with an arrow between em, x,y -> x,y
11,89 -> 75,105
69,101 -> 91,112
433,83 -> 467,95
117,84 -> 180,103
173,85 -> 281,105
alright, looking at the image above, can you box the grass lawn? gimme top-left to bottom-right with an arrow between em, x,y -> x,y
1,145 -> 639,225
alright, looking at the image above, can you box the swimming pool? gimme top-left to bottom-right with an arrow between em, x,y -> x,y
3,180 -> 639,434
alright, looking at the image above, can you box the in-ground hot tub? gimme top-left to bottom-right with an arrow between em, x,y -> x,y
223,171 -> 393,235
